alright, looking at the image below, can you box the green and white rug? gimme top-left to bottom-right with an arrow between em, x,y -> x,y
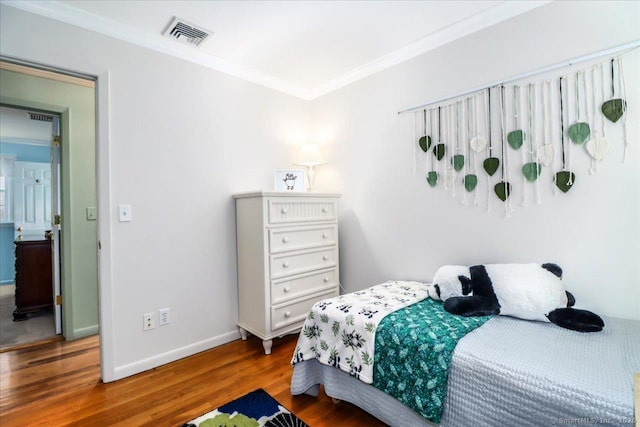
180,388 -> 308,427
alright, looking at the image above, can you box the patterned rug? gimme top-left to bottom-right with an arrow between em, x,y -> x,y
180,389 -> 308,427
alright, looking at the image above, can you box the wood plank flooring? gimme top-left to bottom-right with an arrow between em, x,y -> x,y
0,333 -> 387,426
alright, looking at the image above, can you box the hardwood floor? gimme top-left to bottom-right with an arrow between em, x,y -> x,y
0,333 -> 387,426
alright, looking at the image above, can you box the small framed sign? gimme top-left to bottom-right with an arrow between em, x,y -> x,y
274,169 -> 306,192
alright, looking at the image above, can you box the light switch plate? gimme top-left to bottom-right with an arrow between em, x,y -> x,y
118,204 -> 132,222
86,207 -> 97,220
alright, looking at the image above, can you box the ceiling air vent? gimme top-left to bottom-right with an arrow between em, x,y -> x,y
163,17 -> 213,47
28,112 -> 53,122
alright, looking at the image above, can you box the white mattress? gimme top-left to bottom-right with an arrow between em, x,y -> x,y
291,315 -> 640,426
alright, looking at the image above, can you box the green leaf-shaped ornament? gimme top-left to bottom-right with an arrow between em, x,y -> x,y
418,135 -> 432,152
483,157 -> 500,176
464,174 -> 478,192
426,171 -> 438,187
507,130 -> 524,150
433,143 -> 446,161
452,155 -> 465,172
568,122 -> 590,145
601,99 -> 626,123
555,171 -> 576,193
522,162 -> 542,182
494,181 -> 511,202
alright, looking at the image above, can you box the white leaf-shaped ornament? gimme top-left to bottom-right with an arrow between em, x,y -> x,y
536,144 -> 555,167
444,169 -> 456,189
470,136 -> 488,153
585,134 -> 609,161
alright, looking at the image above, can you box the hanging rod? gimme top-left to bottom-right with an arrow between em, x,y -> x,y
397,39 -> 640,115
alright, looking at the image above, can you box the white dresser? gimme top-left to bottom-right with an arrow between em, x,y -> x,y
233,191 -> 340,354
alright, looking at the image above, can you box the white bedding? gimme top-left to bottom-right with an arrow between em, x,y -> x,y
292,314 -> 640,427
291,281 -> 430,383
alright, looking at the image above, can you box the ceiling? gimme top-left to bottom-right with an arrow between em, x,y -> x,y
4,0 -> 550,99
0,106 -> 52,145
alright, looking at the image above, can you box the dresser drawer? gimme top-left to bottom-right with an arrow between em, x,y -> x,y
269,225 -> 337,253
270,247 -> 337,279
268,199 -> 337,224
271,288 -> 339,330
271,268 -> 337,305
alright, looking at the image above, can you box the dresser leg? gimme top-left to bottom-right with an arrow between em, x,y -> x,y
239,327 -> 248,341
262,339 -> 273,355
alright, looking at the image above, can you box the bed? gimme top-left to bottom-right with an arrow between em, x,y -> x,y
290,281 -> 640,427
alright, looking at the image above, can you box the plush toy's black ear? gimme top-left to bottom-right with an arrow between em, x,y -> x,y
565,291 -> 575,307
547,308 -> 604,332
541,263 -> 563,278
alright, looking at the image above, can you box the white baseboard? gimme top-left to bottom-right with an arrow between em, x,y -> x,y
110,329 -> 241,382
70,324 -> 100,340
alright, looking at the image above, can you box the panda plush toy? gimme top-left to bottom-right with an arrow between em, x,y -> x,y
428,263 -> 604,332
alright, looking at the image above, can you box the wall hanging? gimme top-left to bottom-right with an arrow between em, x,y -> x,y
402,41 -> 638,217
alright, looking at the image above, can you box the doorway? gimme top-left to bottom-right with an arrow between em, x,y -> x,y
0,60 -> 99,350
0,106 -> 62,350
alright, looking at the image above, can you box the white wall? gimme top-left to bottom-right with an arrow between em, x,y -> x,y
1,5 -> 310,380
311,1 -> 640,320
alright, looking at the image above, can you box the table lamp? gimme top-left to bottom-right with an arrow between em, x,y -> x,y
294,144 -> 326,191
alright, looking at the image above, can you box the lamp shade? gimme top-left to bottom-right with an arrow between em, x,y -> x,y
294,144 -> 326,166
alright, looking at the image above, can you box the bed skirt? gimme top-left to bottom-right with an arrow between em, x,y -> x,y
291,358 -> 438,427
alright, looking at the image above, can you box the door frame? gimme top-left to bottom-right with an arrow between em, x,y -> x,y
96,69 -> 115,382
0,55 -> 100,339
1,58 -> 115,382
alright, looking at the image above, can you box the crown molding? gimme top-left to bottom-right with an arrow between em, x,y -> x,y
1,0 -> 310,99
2,0 -> 551,101
308,1 -> 552,99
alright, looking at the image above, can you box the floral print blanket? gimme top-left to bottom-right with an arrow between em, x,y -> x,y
290,281 -> 430,384
373,297 -> 492,423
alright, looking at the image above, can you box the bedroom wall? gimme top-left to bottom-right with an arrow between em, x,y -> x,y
0,5 -> 310,380
310,0 -> 640,320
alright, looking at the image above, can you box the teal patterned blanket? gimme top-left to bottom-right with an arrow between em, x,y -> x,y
373,298 -> 492,424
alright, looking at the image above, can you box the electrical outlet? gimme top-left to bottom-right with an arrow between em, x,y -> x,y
143,313 -> 155,330
159,308 -> 170,326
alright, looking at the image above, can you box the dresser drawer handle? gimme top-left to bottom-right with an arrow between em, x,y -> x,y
322,233 -> 328,239
322,207 -> 328,213
283,262 -> 290,268
282,237 -> 290,243
323,277 -> 329,283
283,286 -> 291,293
284,311 -> 292,318
323,255 -> 329,261
281,207 -> 288,214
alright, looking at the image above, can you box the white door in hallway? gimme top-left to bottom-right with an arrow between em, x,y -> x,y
13,161 -> 52,241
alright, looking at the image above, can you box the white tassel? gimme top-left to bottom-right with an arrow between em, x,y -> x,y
504,199 -> 511,219
461,177 -> 467,205
618,56 -> 629,163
